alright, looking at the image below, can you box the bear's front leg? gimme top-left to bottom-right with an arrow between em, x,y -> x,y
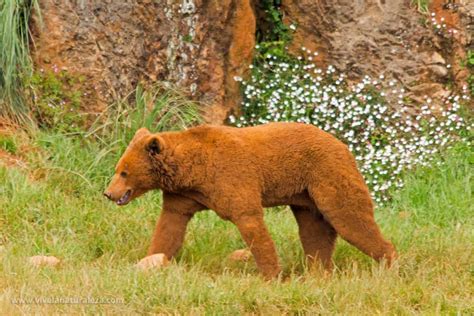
147,210 -> 193,258
232,214 -> 281,279
137,209 -> 192,271
146,192 -> 205,259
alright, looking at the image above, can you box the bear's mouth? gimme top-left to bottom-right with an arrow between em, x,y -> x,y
116,190 -> 132,206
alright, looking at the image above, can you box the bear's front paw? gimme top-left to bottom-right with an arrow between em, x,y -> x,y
135,253 -> 169,271
228,249 -> 252,262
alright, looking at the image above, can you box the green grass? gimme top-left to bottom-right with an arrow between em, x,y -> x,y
0,133 -> 17,153
0,0 -> 40,121
0,129 -> 473,314
412,0 -> 430,14
88,83 -> 202,149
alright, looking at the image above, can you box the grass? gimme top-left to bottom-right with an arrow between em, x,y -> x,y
0,133 -> 17,154
88,84 -> 202,148
412,0 -> 430,14
0,0 -> 40,121
0,124 -> 472,314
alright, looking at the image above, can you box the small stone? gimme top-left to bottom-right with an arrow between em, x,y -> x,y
409,83 -> 444,93
429,65 -> 448,78
228,249 -> 252,262
432,88 -> 451,100
135,253 -> 169,271
29,255 -> 61,268
429,52 -> 446,65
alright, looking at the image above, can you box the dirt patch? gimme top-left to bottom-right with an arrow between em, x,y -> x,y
0,122 -> 34,170
0,149 -> 27,169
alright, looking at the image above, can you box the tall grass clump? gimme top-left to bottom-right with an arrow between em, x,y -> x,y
12,84 -> 203,203
230,46 -> 470,204
87,84 -> 202,151
0,0 -> 40,121
66,83 -> 202,184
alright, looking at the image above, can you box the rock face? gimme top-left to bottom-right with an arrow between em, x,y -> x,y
31,0 -> 255,123
281,0 -> 473,105
30,0 -> 471,123
282,0 -> 439,88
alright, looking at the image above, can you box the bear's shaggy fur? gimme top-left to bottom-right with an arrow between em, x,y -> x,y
105,122 -> 396,278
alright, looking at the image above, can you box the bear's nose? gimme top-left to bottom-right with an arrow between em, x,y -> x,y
103,192 -> 112,200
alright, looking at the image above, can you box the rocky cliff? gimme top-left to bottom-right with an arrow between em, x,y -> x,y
31,0 -> 255,123
30,0 -> 472,124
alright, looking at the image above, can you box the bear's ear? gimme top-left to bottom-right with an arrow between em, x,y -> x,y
146,136 -> 161,155
134,127 -> 150,139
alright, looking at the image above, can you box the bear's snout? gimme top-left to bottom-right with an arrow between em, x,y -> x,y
104,173 -> 133,205
103,191 -> 113,200
103,187 -> 133,206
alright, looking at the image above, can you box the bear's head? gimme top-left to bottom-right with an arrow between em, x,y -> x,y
104,127 -> 165,206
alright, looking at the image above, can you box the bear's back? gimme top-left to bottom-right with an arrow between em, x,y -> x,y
185,122 -> 343,155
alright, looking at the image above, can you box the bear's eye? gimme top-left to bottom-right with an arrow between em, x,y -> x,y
120,171 -> 128,178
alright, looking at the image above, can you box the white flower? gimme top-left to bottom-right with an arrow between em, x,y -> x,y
230,46 -> 467,204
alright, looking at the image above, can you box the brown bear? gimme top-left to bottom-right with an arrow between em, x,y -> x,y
104,122 -> 396,278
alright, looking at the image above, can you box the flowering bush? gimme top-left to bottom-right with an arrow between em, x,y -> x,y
230,47 -> 469,204
427,12 -> 459,38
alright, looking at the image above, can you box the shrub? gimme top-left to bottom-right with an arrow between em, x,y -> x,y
27,66 -> 86,132
465,50 -> 474,97
256,0 -> 291,44
230,47 -> 470,204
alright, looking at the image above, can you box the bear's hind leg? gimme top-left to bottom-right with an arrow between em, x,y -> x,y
291,205 -> 337,271
309,185 -> 396,266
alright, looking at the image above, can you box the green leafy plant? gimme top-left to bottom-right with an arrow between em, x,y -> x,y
411,0 -> 430,14
254,0 -> 294,64
467,50 -> 474,65
466,50 -> 474,97
27,67 -> 86,132
257,0 -> 291,43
